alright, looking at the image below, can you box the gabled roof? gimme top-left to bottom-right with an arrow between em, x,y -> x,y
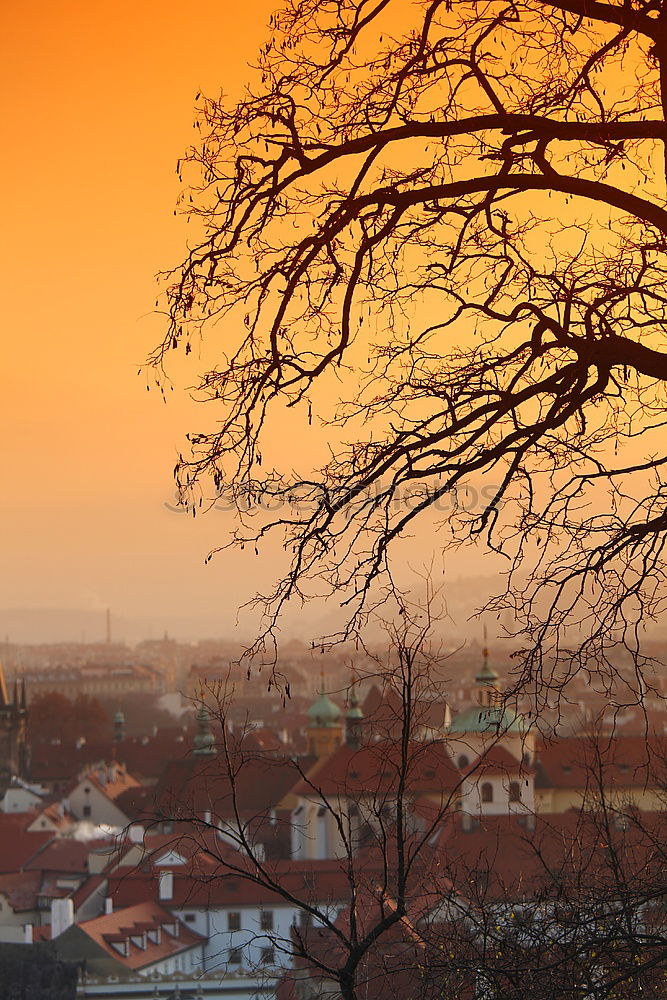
108,858 -> 360,911
79,765 -> 141,801
535,735 -> 667,790
466,746 -> 529,776
429,809 -> 666,903
154,751 -> 310,820
0,814 -> 53,872
71,873 -> 106,911
62,901 -> 204,971
29,734 -> 189,783
291,740 -> 458,799
24,837 -> 92,874
27,800 -> 76,831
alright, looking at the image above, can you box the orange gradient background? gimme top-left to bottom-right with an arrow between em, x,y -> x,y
0,1 -> 537,641
1,0 -> 286,638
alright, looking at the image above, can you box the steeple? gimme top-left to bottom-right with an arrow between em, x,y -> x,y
345,676 -> 364,749
475,630 -> 500,708
0,662 -> 28,789
193,705 -> 217,755
113,708 -> 126,743
0,661 -> 9,709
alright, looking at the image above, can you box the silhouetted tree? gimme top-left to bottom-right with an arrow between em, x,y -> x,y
27,693 -> 111,745
151,0 -> 667,700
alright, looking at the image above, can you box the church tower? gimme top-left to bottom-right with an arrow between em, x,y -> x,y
192,704 -> 217,756
474,644 -> 502,708
306,679 -> 342,758
345,677 -> 364,750
0,664 -> 28,791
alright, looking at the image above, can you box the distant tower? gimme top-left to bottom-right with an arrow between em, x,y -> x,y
113,709 -> 126,743
306,677 -> 342,758
345,678 -> 364,750
193,705 -> 217,756
0,662 -> 28,791
475,641 -> 501,709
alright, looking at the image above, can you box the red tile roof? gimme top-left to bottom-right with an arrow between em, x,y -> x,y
535,735 -> 667,789
73,901 -> 204,971
466,746 -> 529,776
83,765 -> 141,801
30,735 -> 190,783
24,838 -> 92,874
0,815 -> 53,872
430,809 -> 666,902
0,871 -> 42,912
291,741 -> 458,798
108,858 -> 366,910
71,873 -> 106,910
154,751 -> 310,820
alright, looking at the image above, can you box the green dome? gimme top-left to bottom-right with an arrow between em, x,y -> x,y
449,704 -> 524,734
307,692 -> 342,728
193,704 -> 217,755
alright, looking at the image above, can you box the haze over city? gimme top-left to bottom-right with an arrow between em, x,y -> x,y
2,2 -> 667,998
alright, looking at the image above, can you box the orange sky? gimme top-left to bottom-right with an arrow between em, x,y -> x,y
0,1 -> 508,642
0,0 -> 290,638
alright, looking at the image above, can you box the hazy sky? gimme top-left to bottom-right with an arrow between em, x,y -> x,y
0,1 -> 503,642
1,1 -> 278,634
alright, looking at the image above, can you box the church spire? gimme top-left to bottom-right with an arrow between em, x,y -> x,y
474,628 -> 500,707
113,708 -> 126,743
193,704 -> 217,755
0,662 -> 9,709
345,676 -> 364,749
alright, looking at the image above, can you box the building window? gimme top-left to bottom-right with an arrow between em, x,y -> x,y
481,782 -> 493,803
228,911 -> 241,931
260,910 -> 274,931
184,913 -> 196,923
261,946 -> 275,965
458,754 -> 469,769
228,947 -> 242,965
509,781 -> 521,802
82,805 -> 92,818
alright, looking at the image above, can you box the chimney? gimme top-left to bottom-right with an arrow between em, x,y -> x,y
23,924 -> 33,945
159,871 -> 174,901
104,897 -> 113,915
51,898 -> 74,939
